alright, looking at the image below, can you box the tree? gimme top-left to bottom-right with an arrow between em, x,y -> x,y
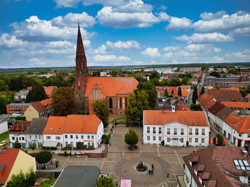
240,90 -> 247,97
26,83 -> 47,102
137,81 -> 157,109
209,72 -> 220,78
228,68 -> 238,75
13,140 -> 21,149
192,87 -> 198,104
0,92 -> 14,114
35,150 -> 52,164
96,176 -> 118,187
0,79 -> 8,91
76,142 -> 84,149
150,71 -> 160,80
190,104 -> 202,111
102,134 -> 110,144
213,134 -> 225,146
164,88 -> 168,97
171,89 -> 174,95
125,90 -> 150,123
93,99 -> 109,128
52,87 -> 75,116
178,87 -> 182,96
200,86 -> 205,95
124,129 -> 138,150
181,77 -> 190,85
29,143 -> 36,152
67,73 -> 75,86
6,169 -> 36,187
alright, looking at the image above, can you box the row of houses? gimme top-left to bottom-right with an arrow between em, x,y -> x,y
8,115 -> 104,149
198,93 -> 250,149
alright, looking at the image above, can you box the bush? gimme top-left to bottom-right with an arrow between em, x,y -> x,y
87,145 -> 94,150
6,169 -> 36,187
190,104 -> 202,111
15,116 -> 26,121
13,140 -> 21,149
35,150 -> 52,164
161,140 -> 165,146
102,134 -> 110,144
76,142 -> 84,149
213,133 -> 225,146
186,141 -> 189,147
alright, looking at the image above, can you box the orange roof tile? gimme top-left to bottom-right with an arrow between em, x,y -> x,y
221,101 -> 250,109
197,93 -> 215,108
143,110 -> 209,126
0,149 -> 20,185
156,86 -> 190,97
43,116 -> 66,134
85,77 -> 138,97
224,115 -> 250,133
45,86 -> 57,97
245,94 -> 250,98
219,87 -> 240,92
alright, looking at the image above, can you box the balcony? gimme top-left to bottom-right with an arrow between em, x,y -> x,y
159,131 -> 162,134
189,133 -> 192,135
195,133 -> 199,135
167,132 -> 170,135
174,132 -> 177,135
147,131 -> 150,133
153,131 -> 156,134
202,133 -> 205,135
181,132 -> 184,135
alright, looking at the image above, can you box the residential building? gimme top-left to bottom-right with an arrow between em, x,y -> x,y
24,98 -> 53,121
73,24 -> 138,114
208,89 -> 242,102
14,89 -> 29,101
0,114 -> 10,134
221,101 -> 250,112
180,67 -> 201,73
183,147 -> 250,187
190,78 -> 198,85
143,109 -> 210,146
246,94 -> 250,102
197,93 -> 215,111
44,86 -> 57,98
6,103 -> 31,115
43,115 -> 104,149
25,118 -> 48,148
9,121 -> 31,148
53,166 -> 100,187
0,149 -> 36,186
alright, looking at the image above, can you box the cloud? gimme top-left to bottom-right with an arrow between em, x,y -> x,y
224,49 -> 250,61
92,54 -> 131,62
165,17 -> 192,30
184,44 -> 221,53
52,12 -> 96,28
113,0 -> 153,13
142,47 -> 161,57
11,16 -> 94,41
0,33 -> 29,48
175,32 -> 234,43
163,46 -> 180,52
200,11 -> 227,20
53,0 -> 82,8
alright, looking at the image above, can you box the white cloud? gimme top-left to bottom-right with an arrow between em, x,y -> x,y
163,46 -> 180,52
165,17 -> 192,30
230,27 -> 250,36
175,33 -> 234,43
92,54 -> 130,62
200,11 -> 227,20
113,0 -> 153,13
53,0 -> 82,8
142,47 -> 161,57
0,33 -> 29,48
52,12 -> 96,28
106,40 -> 140,49
224,49 -> 250,61
185,44 -> 207,52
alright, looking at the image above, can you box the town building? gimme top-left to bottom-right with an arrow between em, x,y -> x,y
0,148 -> 36,186
143,109 -> 210,146
14,89 -> 30,101
6,103 -> 31,115
73,24 -> 138,114
208,89 -> 242,102
43,115 -> 104,149
24,98 -> 53,121
0,114 -> 10,134
183,147 -> 250,187
9,121 -> 31,148
180,67 -> 201,73
25,118 -> 48,148
44,86 -> 57,98
221,101 -> 250,112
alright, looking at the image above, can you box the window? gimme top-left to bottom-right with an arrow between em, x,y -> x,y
109,98 -> 113,108
88,142 -> 90,146
46,136 -> 51,140
125,98 -> 127,108
239,134 -> 242,137
29,135 -> 31,139
88,135 -> 90,139
39,135 -> 41,139
147,136 -> 150,141
159,127 -> 162,134
159,137 -> 161,141
76,135 -> 78,139
81,135 -> 84,139
35,135 -> 37,139
180,138 -> 184,143
153,127 -> 156,133
12,137 -> 15,140
189,138 -> 192,143
201,138 -> 204,143
174,128 -> 177,135
202,129 -> 205,135
167,138 -> 171,142
91,136 -> 94,139
147,127 -> 150,133
65,135 -> 68,139
120,98 -> 122,108
167,128 -> 170,134
195,128 -> 199,135
70,135 -> 73,139
181,129 -> 184,135
153,136 -> 156,141
56,136 -> 60,140
195,138 -> 198,143
248,134 -> 250,138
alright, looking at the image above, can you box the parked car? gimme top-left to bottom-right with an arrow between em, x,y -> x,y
0,140 -> 8,147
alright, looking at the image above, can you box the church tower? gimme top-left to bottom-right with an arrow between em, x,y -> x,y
74,24 -> 88,113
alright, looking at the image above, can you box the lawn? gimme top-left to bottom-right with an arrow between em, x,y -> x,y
42,177 -> 56,187
0,131 -> 9,141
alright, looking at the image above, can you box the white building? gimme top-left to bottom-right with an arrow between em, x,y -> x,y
42,115 -> 104,149
143,108 -> 210,146
0,114 -> 9,134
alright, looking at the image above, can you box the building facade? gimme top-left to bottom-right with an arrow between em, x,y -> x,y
6,103 -> 31,115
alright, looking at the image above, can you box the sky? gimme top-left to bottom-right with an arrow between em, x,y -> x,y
0,0 -> 250,68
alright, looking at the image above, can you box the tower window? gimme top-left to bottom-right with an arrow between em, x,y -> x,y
109,98 -> 113,108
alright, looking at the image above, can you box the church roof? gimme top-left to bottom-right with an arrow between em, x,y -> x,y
85,77 -> 138,97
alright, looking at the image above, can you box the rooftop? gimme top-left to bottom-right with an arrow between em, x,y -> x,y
26,118 -> 48,134
9,121 -> 31,134
7,103 -> 31,106
221,101 -> 250,109
208,89 -> 242,99
224,115 -> 250,133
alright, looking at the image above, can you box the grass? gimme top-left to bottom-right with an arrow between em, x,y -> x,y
0,131 -> 9,141
42,177 -> 56,187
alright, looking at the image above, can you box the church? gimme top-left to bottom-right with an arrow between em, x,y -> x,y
74,25 -> 138,115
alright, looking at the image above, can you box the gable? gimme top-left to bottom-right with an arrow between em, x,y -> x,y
163,121 -> 188,127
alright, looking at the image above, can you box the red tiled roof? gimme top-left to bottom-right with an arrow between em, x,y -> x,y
197,93 -> 215,108
43,116 -> 66,134
208,102 -> 225,115
220,87 -> 240,92
208,89 -> 242,100
224,115 -> 250,133
0,149 -> 20,185
245,94 -> 250,98
45,86 -> 57,97
85,77 -> 138,97
143,110 -> 209,126
215,106 -> 234,120
9,121 -> 31,134
156,87 -> 189,97
32,98 -> 52,113
221,101 -> 250,109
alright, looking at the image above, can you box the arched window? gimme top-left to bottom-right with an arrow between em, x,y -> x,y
109,98 -> 113,108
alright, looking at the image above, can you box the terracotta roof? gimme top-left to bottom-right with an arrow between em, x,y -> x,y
208,89 -> 242,100
45,86 -> 57,97
43,115 -> 102,134
183,147 -> 250,187
245,94 -> 250,98
85,77 -> 138,97
175,100 -> 191,111
224,115 -> 250,133
32,98 -> 52,113
0,149 -> 20,185
143,110 -> 209,126
197,93 -> 215,108
208,102 -> 225,115
220,87 -> 240,92
221,101 -> 250,109
9,121 -> 31,134
215,106 -> 234,120
156,87 -> 189,97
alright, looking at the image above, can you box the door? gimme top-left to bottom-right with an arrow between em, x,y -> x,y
172,138 -> 178,146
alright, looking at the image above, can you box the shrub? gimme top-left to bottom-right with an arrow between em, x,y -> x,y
76,142 -> 84,149
102,134 -> 110,144
35,150 -> 52,164
161,140 -> 165,146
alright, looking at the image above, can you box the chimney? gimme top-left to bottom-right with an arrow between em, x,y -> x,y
172,105 -> 175,113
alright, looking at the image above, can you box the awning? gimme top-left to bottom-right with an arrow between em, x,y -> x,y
121,180 -> 131,187
43,141 -> 58,147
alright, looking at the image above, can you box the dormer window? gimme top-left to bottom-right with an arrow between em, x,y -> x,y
50,128 -> 53,131
58,128 -> 60,131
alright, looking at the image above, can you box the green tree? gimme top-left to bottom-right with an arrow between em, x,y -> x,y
137,81 -> 157,109
93,99 -> 109,128
192,87 -> 198,104
209,72 -> 220,78
35,150 -> 52,164
125,90 -> 150,123
0,79 -> 9,91
150,71 -> 160,80
124,129 -> 138,150
240,90 -> 247,97
13,140 -> 21,149
26,83 -> 47,102
181,77 -> 190,85
200,86 -> 205,95
0,92 -> 14,114
6,169 -> 36,187
67,73 -> 75,86
52,87 -> 75,116
76,142 -> 84,149
213,134 -> 225,146
29,143 -> 36,152
102,134 -> 110,144
164,88 -> 168,97
9,77 -> 23,91
96,176 -> 118,187
178,87 -> 182,96
171,89 -> 174,95
190,104 -> 202,111
227,68 -> 238,75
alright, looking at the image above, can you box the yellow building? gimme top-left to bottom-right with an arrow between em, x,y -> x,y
0,149 -> 36,186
